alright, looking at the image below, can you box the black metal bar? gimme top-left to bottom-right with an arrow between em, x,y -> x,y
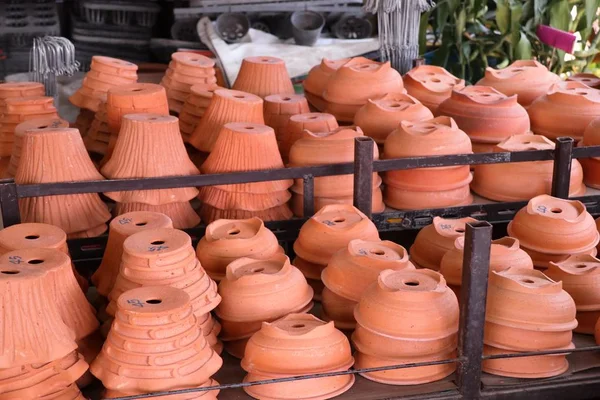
353,137 -> 374,218
302,174 -> 315,217
572,144 -> 600,158
456,221 -> 493,400
0,179 -> 21,227
551,137 -> 574,199
483,345 -> 600,360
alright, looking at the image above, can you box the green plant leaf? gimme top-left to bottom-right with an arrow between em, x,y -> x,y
456,9 -> 467,39
436,3 -> 451,36
515,32 -> 533,59
419,11 -> 431,55
495,0 -> 511,34
510,2 -> 523,50
533,0 -> 547,25
586,0 -> 600,28
549,0 -> 571,31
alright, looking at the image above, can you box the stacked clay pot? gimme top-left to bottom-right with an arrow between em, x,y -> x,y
403,65 -> 465,114
437,86 -> 530,153
409,216 -> 477,271
476,60 -> 560,106
288,126 -> 384,217
215,254 -> 314,358
195,217 -> 283,281
279,112 -> 339,162
91,286 -> 222,399
263,93 -> 310,144
528,81 -> 600,141
568,73 -> 600,88
321,240 -> 415,330
353,93 -> 434,145
472,135 -> 585,201
241,313 -> 354,400
323,57 -> 404,122
293,204 -> 380,299
84,102 -> 111,156
353,269 -> 459,384
198,122 -> 294,222
232,56 -> 295,99
0,82 -> 44,107
17,127 -> 111,238
179,83 -> 219,143
579,117 -> 600,188
102,114 -> 201,229
303,58 -> 350,111
483,268 -> 577,378
189,89 -> 265,153
160,52 -> 217,113
545,254 -> 600,334
383,116 -> 473,210
507,195 -> 600,269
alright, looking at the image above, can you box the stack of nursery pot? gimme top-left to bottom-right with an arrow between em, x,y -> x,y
293,204 -> 380,299
579,117 -> 600,188
476,60 -> 560,106
195,217 -> 284,282
198,122 -> 294,222
403,65 -> 465,114
279,112 -> 339,162
241,313 -> 354,400
321,239 -> 415,330
303,58 -> 350,111
545,254 -> 600,334
527,81 -> 600,141
232,56 -> 295,99
0,261 -> 89,399
16,127 -> 111,238
263,93 -> 310,144
179,83 -> 219,143
84,102 -> 112,156
472,135 -> 585,201
507,195 -> 600,269
160,52 -> 217,113
483,268 -> 577,378
91,286 -> 222,399
568,73 -> 600,89
215,254 -> 314,358
0,82 -> 45,151
353,269 -> 459,384
383,116 -> 473,210
437,86 -> 531,153
101,114 -> 201,229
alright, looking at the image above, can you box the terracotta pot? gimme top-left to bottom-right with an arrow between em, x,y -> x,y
263,94 -> 310,142
198,186 -> 291,211
476,60 -> 560,106
198,203 -> 293,223
195,217 -> 282,281
403,65 -> 465,114
92,211 -> 174,297
179,83 -> 220,142
74,108 -> 95,138
472,135 -> 585,201
189,89 -> 265,152
16,128 -> 111,237
113,202 -> 200,230
580,117 -> 600,188
507,195 -> 599,255
323,57 -> 404,122
84,102 -> 111,156
104,379 -> 220,399
303,58 -> 350,111
0,82 -> 45,107
279,112 -> 339,161
482,343 -> 572,378
527,81 -> 600,141
291,189 -> 385,218
233,56 -> 295,99
520,245 -> 598,270
567,73 -> 600,89
91,286 -> 223,393
437,86 -> 530,146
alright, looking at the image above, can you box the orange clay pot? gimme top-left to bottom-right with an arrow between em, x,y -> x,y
233,56 -> 294,99
482,343 -> 572,378
195,217 -> 282,281
476,60 -> 560,106
290,189 -> 385,218
198,186 -> 291,212
263,94 -> 310,142
580,117 -> 600,188
198,204 -> 293,223
74,108 -> 96,137
528,81 -> 600,141
472,135 -> 585,201
303,58 -> 350,111
179,83 -> 219,142
507,195 -> 599,255
353,93 -> 434,144
568,73 -> 600,89
241,313 -> 354,400
189,89 -> 265,152
279,112 -> 339,162
90,286 -> 223,393
596,317 -> 600,344
92,211 -> 174,297
403,65 -> 465,114
104,379 -> 220,400
520,245 -> 598,270
485,268 -> 577,351
0,82 -> 44,107
546,254 -> 600,334
113,202 -> 200,230
409,216 -> 477,271
437,86 -> 530,145
323,57 -> 404,122
16,128 -> 111,238
383,116 -> 473,210
84,102 -> 111,156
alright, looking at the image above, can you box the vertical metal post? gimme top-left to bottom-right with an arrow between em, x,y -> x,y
551,137 -> 574,199
302,174 -> 315,217
456,221 -> 493,400
353,137 -> 374,218
0,180 -> 21,227
412,58 -> 425,68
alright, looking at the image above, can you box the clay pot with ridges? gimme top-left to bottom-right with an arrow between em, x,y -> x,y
179,84 -> 219,141
520,246 -> 598,270
113,202 -> 200,230
233,56 -> 294,99
198,204 -> 293,223
84,102 -> 111,156
568,73 -> 600,88
0,82 -> 45,107
303,58 -> 350,111
279,112 -> 339,161
291,189 -> 385,218
161,53 -> 216,113
104,379 -> 220,399
482,343 -> 572,378
74,108 -> 95,138
263,94 -> 310,141
403,65 -> 465,114
198,186 -> 291,211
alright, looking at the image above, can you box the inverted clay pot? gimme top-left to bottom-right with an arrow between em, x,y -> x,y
303,58 -> 350,111
84,102 -> 111,156
567,73 -> 600,89
263,94 -> 310,142
403,65 -> 465,114
179,83 -> 220,142
279,112 -> 339,161
472,135 -> 585,201
0,82 -> 45,107
104,379 -> 220,400
198,204 -> 293,223
113,202 -> 200,230
232,56 -> 295,99
482,342 -> 573,378
519,245 -> 598,270
74,108 -> 95,138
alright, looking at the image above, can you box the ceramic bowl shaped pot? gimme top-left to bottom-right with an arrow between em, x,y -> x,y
482,343 -> 573,379
303,58 -> 350,111
568,73 -> 600,88
403,65 -> 465,114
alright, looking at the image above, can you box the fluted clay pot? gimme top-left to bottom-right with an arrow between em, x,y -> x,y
104,379 -> 220,400
472,135 -> 585,201
482,342 -> 573,378
579,117 -> 600,188
528,81 -> 600,141
290,189 -> 385,218
16,128 -> 111,238
0,82 -> 44,107
383,116 -> 473,210
403,65 -> 465,114
353,93 -> 434,144
279,112 -> 339,161
198,204 -> 293,223
113,202 -> 200,230
519,246 -> 598,270
233,56 -> 294,99
195,217 -> 282,281
84,102 -> 111,156
92,212 -> 174,297
263,94 -> 310,142
568,73 -> 600,89
75,108 -> 95,138
409,216 -> 477,270
476,60 -> 560,106
179,83 -> 219,142
303,58 -> 350,111
241,313 -> 354,400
